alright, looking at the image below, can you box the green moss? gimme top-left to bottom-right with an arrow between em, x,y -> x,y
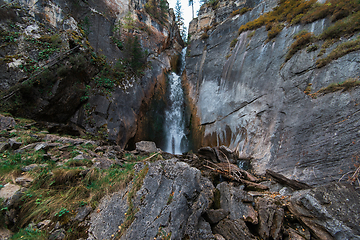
10,226 -> 48,240
117,165 -> 149,238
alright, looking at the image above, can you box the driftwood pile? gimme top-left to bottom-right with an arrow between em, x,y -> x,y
205,161 -> 269,190
199,146 -> 313,191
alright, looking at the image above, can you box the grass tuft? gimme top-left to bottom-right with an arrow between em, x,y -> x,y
308,78 -> 360,98
316,37 -> 360,68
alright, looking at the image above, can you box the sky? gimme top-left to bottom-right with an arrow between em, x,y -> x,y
167,0 -> 201,31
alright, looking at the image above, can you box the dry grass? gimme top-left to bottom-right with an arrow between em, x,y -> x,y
320,11 -> 360,40
285,31 -> 315,61
301,0 -> 360,24
230,7 -> 252,17
267,23 -> 284,40
238,0 -> 316,36
309,78 -> 360,98
316,37 -> 360,68
201,32 -> 209,40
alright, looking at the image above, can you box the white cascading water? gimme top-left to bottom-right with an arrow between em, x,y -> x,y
164,48 -> 188,154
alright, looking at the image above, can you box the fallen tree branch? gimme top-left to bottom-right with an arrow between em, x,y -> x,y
141,152 -> 160,162
204,165 -> 269,190
266,169 -> 312,190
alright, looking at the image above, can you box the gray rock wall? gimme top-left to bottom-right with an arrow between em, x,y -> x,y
185,0 -> 360,185
1,0 -> 183,148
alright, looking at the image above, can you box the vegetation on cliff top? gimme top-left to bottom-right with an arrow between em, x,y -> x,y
236,0 -> 360,65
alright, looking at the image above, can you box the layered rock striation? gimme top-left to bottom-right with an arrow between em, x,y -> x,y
185,0 -> 360,186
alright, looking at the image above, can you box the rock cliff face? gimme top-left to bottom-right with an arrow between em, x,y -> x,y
1,0 -> 183,148
185,0 -> 360,186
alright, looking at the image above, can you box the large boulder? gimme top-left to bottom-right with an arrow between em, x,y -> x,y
135,141 -> 160,153
288,183 -> 360,240
0,114 -> 16,131
87,159 -> 215,240
255,197 -> 284,240
216,182 -> 258,224
213,218 -> 256,240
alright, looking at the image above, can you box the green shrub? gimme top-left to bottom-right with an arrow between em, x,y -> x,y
320,11 -> 360,40
267,23 -> 284,40
201,32 -> 209,39
230,38 -> 238,48
306,44 -> 319,52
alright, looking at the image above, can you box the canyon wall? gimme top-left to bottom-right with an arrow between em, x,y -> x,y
186,0 -> 360,185
1,0 -> 183,148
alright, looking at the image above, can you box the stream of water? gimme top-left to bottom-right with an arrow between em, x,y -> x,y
164,48 -> 188,154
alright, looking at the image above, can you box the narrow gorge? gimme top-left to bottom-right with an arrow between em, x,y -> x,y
0,0 -> 360,239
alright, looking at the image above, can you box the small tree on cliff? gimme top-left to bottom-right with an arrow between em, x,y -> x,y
189,0 -> 194,19
124,36 -> 145,74
175,0 -> 187,42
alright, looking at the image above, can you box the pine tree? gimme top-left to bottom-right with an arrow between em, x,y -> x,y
189,0 -> 194,19
130,36 -> 145,72
175,0 -> 187,42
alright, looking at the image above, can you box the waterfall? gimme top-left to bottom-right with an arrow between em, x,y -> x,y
164,48 -> 188,154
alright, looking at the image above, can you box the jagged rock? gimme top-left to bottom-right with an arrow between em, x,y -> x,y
255,197 -> 284,240
37,220 -> 51,230
216,182 -> 258,224
21,163 -> 48,172
186,0 -> 360,187
288,183 -> 360,240
196,217 -> 215,239
73,206 -> 92,222
42,134 -> 96,146
0,114 -> 16,131
34,142 -> 48,151
198,147 -> 217,162
8,138 -> 22,150
135,141 -> 160,153
213,218 -> 256,240
73,154 -> 85,160
284,227 -> 310,240
49,228 -> 66,240
0,228 -> 12,240
87,159 -> 214,240
203,209 -> 229,225
0,183 -> 25,225
15,175 -> 34,187
216,146 -> 237,164
214,234 -> 226,240
260,181 -> 284,192
279,187 -> 293,196
92,157 -> 114,170
14,143 -> 38,153
0,142 -> 10,153
0,183 -> 21,206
